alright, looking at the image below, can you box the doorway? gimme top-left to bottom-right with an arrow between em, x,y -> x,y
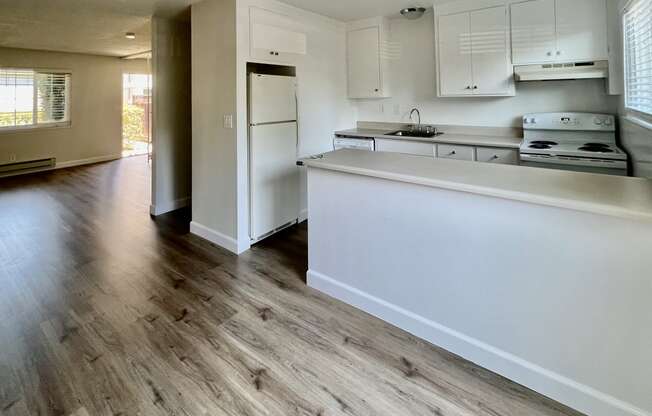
122,73 -> 152,158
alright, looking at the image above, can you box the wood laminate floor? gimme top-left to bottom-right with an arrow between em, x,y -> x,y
0,156 -> 584,416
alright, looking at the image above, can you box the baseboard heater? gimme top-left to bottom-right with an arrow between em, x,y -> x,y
0,158 -> 56,175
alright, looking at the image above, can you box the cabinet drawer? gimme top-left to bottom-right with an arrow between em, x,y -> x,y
436,144 -> 475,161
476,147 -> 519,165
375,139 -> 435,157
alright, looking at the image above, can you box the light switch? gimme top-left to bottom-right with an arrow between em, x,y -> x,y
223,114 -> 233,129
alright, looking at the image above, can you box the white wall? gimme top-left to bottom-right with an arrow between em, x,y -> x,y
151,17 -> 192,216
190,0 -> 239,249
0,47 -> 149,167
236,0 -> 356,251
620,118 -> 652,178
353,9 -> 620,128
611,0 -> 652,179
188,0 -> 354,253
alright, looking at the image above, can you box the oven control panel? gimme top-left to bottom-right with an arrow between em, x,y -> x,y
523,113 -> 615,131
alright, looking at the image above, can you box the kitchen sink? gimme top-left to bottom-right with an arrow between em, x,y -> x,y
387,130 -> 444,139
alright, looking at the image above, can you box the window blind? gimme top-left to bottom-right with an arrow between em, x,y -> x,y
624,0 -> 652,116
36,72 -> 70,124
0,68 -> 70,130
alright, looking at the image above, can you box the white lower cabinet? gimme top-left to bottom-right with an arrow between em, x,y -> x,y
476,147 -> 519,165
375,138 -> 435,157
436,144 -> 475,161
373,139 -> 518,165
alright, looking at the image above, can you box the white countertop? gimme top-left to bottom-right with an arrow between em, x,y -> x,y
304,149 -> 652,222
335,128 -> 522,149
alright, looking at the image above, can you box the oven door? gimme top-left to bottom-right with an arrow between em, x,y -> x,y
520,154 -> 628,176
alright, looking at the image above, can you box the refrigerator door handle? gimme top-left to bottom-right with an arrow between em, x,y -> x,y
250,120 -> 297,127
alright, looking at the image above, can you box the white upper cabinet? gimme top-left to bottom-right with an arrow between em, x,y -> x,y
250,7 -> 307,64
470,6 -> 513,95
555,0 -> 608,61
510,0 -> 557,64
346,18 -> 391,99
437,5 -> 514,97
438,12 -> 474,96
511,0 -> 608,65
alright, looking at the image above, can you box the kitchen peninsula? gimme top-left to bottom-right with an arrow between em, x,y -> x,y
304,149 -> 652,416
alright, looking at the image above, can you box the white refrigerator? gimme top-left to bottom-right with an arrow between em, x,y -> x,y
249,73 -> 300,242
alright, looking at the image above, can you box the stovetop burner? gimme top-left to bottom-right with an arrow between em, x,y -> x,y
529,144 -> 552,149
583,143 -> 610,147
531,141 -> 558,146
578,146 -> 615,153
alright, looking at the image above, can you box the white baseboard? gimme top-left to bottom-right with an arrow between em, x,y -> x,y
150,197 -> 190,216
299,208 -> 308,223
190,221 -> 249,255
56,154 -> 122,169
307,270 -> 650,416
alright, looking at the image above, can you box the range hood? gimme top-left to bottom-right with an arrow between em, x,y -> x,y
514,60 -> 609,81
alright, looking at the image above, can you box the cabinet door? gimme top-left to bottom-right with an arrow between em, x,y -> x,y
511,0 -> 557,64
555,0 -> 608,61
470,6 -> 511,95
436,144 -> 475,161
476,147 -> 519,165
438,12 -> 474,96
347,26 -> 381,98
375,139 -> 435,157
250,8 -> 307,63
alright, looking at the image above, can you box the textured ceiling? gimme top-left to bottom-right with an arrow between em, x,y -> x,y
0,0 -> 454,57
0,0 -> 197,57
277,0 -> 452,22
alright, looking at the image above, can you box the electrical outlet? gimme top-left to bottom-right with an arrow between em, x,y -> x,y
9,154 -> 16,162
223,114 -> 233,129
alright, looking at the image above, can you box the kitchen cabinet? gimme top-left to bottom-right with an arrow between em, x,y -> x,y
372,139 -> 518,165
438,12 -> 473,96
476,147 -> 519,165
437,6 -> 514,97
436,144 -> 475,161
250,7 -> 307,64
346,17 -> 391,99
510,0 -> 556,64
375,138 -> 435,157
510,0 -> 608,65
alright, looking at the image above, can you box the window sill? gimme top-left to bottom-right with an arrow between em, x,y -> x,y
0,122 -> 72,135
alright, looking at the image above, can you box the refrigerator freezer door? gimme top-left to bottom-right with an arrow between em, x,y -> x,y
249,73 -> 297,124
250,122 -> 300,241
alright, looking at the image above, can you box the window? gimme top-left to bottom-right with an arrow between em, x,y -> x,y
624,0 -> 652,116
0,68 -> 71,131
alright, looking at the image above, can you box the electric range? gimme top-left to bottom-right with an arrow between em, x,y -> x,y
520,113 -> 629,176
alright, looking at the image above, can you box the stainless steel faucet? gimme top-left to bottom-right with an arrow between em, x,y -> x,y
408,108 -> 439,137
409,108 -> 421,127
